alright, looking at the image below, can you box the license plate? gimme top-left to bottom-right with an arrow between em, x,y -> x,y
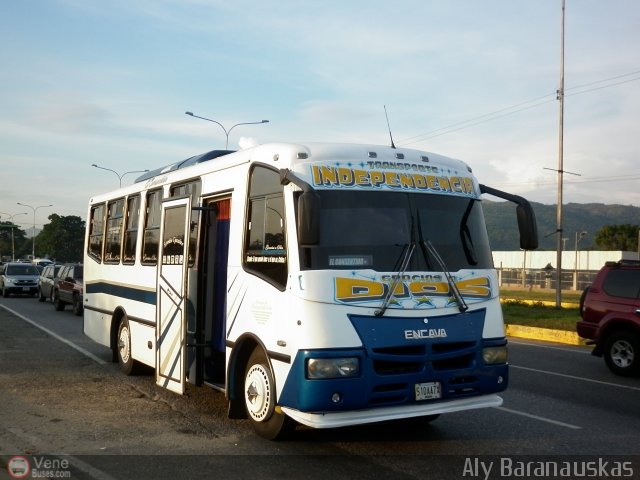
415,382 -> 442,401
22,287 -> 30,292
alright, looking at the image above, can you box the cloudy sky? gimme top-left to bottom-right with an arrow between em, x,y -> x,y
1,0 -> 638,231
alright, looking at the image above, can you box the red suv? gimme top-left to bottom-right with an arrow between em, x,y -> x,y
577,260 -> 640,376
53,264 -> 84,316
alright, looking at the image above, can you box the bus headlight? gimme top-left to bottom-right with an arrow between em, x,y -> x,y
482,346 -> 508,365
307,357 -> 360,379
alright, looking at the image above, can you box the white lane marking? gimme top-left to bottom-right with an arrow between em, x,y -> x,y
0,304 -> 107,365
511,364 -> 640,392
494,406 -> 582,430
63,455 -> 121,480
509,339 -> 591,354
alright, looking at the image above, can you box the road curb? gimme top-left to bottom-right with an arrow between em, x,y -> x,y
505,324 -> 588,346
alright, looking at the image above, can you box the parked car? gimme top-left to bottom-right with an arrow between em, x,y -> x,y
577,259 -> 640,376
0,262 -> 40,297
53,264 -> 84,316
38,264 -> 61,302
33,258 -> 54,268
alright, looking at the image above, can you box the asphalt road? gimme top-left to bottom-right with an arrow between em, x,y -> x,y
1,295 -> 639,479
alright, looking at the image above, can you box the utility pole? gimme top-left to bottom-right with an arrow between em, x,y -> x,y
555,0 -> 566,308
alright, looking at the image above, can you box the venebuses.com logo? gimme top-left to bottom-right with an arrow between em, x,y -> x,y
7,455 -> 71,479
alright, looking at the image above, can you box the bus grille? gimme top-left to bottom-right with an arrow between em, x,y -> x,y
367,340 -> 481,406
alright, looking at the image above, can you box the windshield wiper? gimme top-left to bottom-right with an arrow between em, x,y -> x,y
374,242 -> 415,317
421,239 -> 469,313
414,210 -> 468,313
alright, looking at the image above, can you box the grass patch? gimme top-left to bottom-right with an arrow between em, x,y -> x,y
501,299 -> 579,331
500,288 -> 581,304
499,288 -> 582,332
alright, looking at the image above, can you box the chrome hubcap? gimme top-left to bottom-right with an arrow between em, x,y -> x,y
611,340 -> 634,368
245,364 -> 271,422
119,327 -> 130,363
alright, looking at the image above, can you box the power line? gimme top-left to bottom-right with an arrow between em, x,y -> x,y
398,69 -> 640,146
398,93 -> 555,145
566,69 -> 640,92
565,173 -> 640,184
489,173 -> 640,189
399,97 -> 556,145
566,75 -> 640,97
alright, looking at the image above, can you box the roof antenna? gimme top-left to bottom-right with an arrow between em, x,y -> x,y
384,105 -> 396,149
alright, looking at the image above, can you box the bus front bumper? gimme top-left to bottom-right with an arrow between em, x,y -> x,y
280,393 -> 503,429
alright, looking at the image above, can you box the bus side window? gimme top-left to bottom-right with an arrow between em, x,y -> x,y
243,165 -> 287,289
123,195 -> 140,265
170,179 -> 201,266
104,198 -> 125,264
142,189 -> 162,265
88,203 -> 106,262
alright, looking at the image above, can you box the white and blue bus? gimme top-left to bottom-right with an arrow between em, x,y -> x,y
83,142 -> 537,439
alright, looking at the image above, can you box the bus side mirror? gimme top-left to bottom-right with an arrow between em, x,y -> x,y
479,183 -> 539,251
516,203 -> 538,250
297,191 -> 320,246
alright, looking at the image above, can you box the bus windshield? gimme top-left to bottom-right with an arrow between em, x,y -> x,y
298,190 -> 493,272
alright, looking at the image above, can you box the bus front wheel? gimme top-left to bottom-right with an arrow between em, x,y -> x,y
243,348 -> 293,440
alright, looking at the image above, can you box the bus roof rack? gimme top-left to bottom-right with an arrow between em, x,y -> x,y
134,149 -> 236,183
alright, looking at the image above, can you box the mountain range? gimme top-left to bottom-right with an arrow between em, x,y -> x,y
482,201 -> 640,251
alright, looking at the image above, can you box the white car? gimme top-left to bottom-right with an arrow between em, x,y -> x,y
38,264 -> 61,302
33,258 -> 54,267
1,262 -> 40,297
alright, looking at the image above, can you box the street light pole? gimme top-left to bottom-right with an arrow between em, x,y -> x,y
573,231 -> 587,290
185,111 -> 269,149
16,203 -> 53,259
91,164 -> 149,187
1,212 -> 27,261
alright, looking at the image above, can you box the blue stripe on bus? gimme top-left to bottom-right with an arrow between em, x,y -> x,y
85,282 -> 157,305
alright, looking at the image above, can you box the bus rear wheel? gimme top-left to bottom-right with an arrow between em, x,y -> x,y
117,317 -> 136,375
243,348 -> 293,440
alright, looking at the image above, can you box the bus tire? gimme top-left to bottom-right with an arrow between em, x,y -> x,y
243,348 -> 293,440
117,317 -> 135,375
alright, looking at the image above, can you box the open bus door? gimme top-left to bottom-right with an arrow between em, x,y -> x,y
155,196 -> 191,394
198,197 -> 231,387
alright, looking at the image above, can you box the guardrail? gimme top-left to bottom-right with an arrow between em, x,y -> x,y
497,268 -> 595,292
